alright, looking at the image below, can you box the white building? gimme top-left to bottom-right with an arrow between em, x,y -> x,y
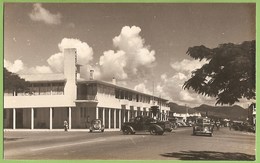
171,112 -> 201,123
4,48 -> 170,130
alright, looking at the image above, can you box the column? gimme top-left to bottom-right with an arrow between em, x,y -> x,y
108,108 -> 111,129
31,108 -> 34,129
102,108 -> 105,126
69,107 -> 72,129
123,109 -> 125,122
96,107 -> 99,119
114,109 -> 116,129
13,108 -> 16,129
119,110 -> 122,129
127,110 -> 130,122
49,107 -> 52,130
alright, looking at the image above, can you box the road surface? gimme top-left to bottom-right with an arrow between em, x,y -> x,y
4,127 -> 255,160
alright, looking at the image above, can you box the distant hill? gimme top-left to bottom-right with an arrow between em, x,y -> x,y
193,104 -> 248,121
169,103 -> 248,121
168,102 -> 198,114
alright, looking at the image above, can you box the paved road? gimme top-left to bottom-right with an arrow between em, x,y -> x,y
4,127 -> 255,160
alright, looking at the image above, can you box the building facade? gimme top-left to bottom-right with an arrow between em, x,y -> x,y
4,48 -> 170,130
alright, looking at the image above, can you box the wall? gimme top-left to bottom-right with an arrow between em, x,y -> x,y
4,95 -> 76,108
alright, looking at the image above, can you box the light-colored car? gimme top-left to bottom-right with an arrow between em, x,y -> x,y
193,117 -> 214,136
89,119 -> 105,132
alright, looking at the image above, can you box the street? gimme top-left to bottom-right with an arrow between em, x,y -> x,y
4,127 -> 255,160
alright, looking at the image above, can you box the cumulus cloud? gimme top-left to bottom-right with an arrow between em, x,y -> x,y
134,80 -> 152,95
47,38 -> 94,74
99,50 -> 127,79
4,59 -> 53,74
99,26 -> 156,80
4,59 -> 24,73
32,65 -> 52,74
29,3 -> 62,25
156,70 -> 216,107
47,52 -> 64,72
170,59 -> 208,74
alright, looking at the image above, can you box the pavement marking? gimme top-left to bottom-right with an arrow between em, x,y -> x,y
31,138 -> 106,151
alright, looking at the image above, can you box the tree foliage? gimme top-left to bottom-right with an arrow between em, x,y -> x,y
183,40 -> 255,105
4,67 -> 29,94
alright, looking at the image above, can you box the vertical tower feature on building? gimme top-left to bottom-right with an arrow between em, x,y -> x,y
64,48 -> 77,82
64,48 -> 77,100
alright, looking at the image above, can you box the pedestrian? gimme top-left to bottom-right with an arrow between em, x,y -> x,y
216,120 -> 220,130
64,120 -> 68,131
229,121 -> 233,131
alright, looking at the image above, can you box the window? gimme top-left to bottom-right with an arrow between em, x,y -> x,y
4,110 -> 6,119
52,83 -> 64,95
115,89 -> 120,99
34,109 -> 37,118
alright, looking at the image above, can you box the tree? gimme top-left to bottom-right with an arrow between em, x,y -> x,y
4,67 -> 30,95
183,40 -> 255,105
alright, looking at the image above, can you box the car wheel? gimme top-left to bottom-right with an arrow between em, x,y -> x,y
101,129 -> 104,132
158,131 -> 164,135
150,128 -> 157,135
131,131 -> 136,135
90,130 -> 92,133
123,128 -> 130,135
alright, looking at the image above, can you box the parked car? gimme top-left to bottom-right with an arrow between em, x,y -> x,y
89,119 -> 105,132
193,117 -> 214,137
121,116 -> 167,135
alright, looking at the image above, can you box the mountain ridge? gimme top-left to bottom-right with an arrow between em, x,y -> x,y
169,102 -> 248,121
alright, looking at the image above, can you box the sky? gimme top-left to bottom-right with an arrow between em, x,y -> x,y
4,3 -> 256,108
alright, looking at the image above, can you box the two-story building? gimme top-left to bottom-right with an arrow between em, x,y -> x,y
4,48 -> 170,130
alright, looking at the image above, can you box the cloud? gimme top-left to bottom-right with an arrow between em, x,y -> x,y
29,3 -> 62,25
155,71 -> 216,107
99,26 -> 156,80
47,38 -> 94,74
134,80 -> 152,95
4,59 -> 24,73
4,59 -> 53,74
170,59 -> 208,74
47,52 -> 64,72
99,50 -> 127,80
32,65 -> 52,74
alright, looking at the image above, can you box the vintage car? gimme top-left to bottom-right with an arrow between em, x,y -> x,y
121,116 -> 171,135
89,119 -> 105,132
193,117 -> 214,136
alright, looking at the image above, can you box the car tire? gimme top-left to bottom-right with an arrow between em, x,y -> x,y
158,131 -> 164,135
123,128 -> 130,135
150,128 -> 157,135
101,129 -> 104,132
90,130 -> 92,133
